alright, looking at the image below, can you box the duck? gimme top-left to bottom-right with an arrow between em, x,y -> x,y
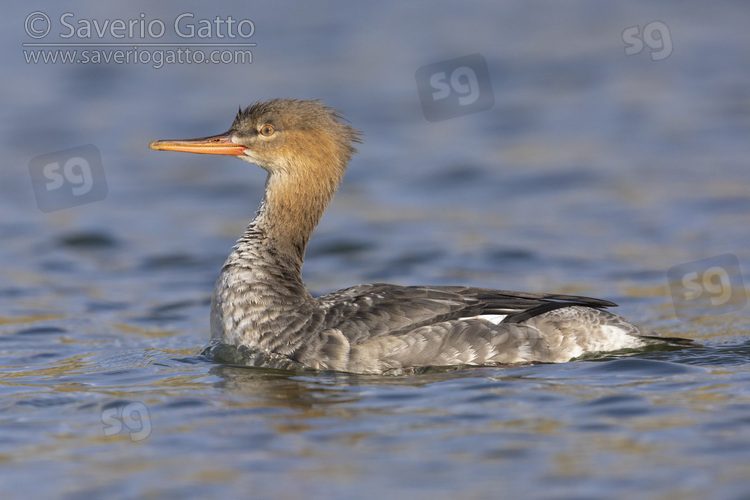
149,98 -> 692,375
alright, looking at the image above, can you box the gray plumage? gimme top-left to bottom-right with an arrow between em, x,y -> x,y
149,99 -> 694,375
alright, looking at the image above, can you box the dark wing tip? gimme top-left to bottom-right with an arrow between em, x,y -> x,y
638,335 -> 701,347
501,302 -> 578,324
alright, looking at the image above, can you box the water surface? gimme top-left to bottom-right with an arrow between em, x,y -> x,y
2,1 -> 750,498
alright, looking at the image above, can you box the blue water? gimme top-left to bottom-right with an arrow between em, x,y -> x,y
2,1 -> 750,498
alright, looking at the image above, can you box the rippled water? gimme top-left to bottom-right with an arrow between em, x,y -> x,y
3,1 -> 750,498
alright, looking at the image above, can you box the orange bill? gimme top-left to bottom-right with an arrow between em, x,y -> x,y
149,133 -> 247,155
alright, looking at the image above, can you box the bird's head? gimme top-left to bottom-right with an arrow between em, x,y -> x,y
149,99 -> 361,181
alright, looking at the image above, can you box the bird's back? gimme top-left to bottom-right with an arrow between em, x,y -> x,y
212,282 -> 691,374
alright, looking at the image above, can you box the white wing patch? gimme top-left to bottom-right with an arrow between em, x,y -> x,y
462,314 -> 508,325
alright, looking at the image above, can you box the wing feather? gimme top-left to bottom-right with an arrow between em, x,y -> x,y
316,283 -> 614,345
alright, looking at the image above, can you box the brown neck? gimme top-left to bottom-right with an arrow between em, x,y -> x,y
255,167 -> 340,262
252,128 -> 350,265
230,125 -> 355,287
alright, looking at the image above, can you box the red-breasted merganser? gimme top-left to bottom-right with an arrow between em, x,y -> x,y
149,99 -> 692,375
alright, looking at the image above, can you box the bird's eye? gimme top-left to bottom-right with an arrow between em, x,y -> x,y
259,124 -> 275,137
